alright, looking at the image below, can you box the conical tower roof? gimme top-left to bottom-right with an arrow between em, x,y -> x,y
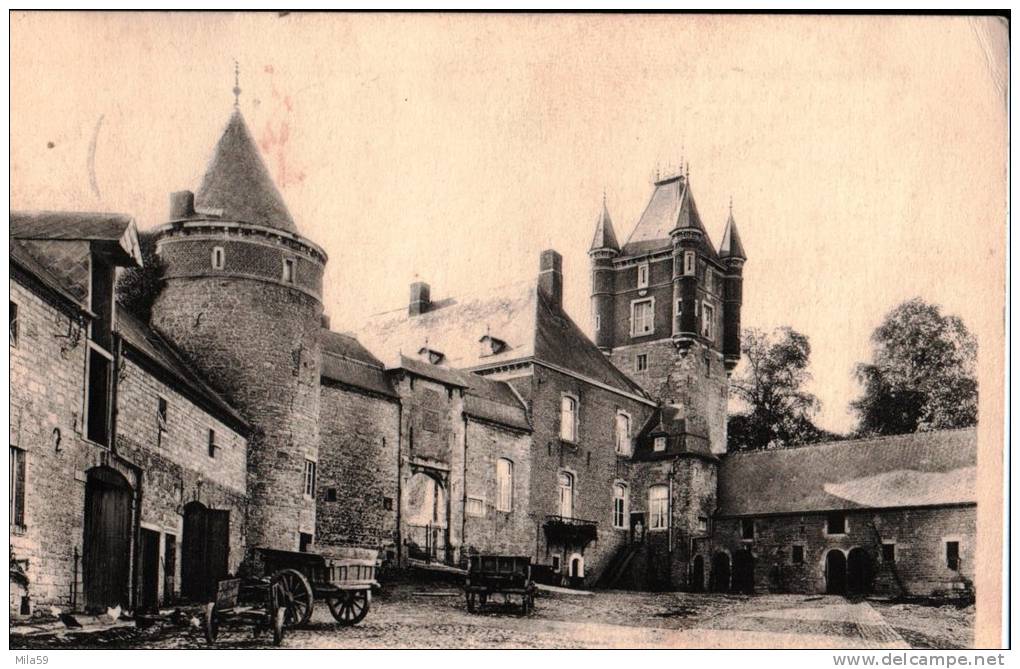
589,198 -> 620,253
719,207 -> 747,260
195,110 -> 298,234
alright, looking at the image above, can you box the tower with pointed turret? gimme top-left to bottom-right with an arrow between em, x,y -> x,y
588,172 -> 746,454
150,96 -> 328,555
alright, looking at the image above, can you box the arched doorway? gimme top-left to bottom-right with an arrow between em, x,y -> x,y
83,467 -> 133,611
732,547 -> 755,594
690,555 -> 705,592
847,547 -> 873,596
825,549 -> 848,595
709,552 -> 731,593
181,502 -> 230,602
404,471 -> 448,562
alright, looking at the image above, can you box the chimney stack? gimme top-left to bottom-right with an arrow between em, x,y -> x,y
321,313 -> 331,330
409,281 -> 431,316
538,249 -> 563,307
169,190 -> 195,221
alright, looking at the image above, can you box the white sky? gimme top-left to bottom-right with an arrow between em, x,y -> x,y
9,13 -> 1007,433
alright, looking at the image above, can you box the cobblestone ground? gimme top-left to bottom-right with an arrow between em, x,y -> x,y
12,583 -> 968,650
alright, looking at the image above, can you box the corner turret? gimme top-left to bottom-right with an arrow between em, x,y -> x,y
719,203 -> 746,371
589,197 -> 619,351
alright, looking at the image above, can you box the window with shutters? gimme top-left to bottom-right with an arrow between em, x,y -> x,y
10,446 -> 26,530
496,458 -> 513,512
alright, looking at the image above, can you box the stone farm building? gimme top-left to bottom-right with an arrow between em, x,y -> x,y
9,101 -> 977,616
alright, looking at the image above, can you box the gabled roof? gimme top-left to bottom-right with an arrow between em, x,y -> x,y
717,428 -> 977,517
620,176 -> 718,260
589,200 -> 620,253
719,210 -> 747,261
320,330 -> 399,399
195,110 -> 298,234
356,281 -> 646,398
11,210 -> 143,267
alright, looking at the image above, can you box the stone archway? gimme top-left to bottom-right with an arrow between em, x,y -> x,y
82,467 -> 133,611
404,470 -> 449,562
826,549 -> 848,595
847,547 -> 873,596
710,552 -> 731,593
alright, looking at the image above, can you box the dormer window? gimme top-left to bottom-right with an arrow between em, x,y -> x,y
418,347 -> 445,365
211,247 -> 225,270
653,436 -> 667,452
637,263 -> 649,289
478,334 -> 507,357
282,257 -> 296,284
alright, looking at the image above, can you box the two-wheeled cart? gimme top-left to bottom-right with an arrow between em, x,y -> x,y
464,554 -> 536,615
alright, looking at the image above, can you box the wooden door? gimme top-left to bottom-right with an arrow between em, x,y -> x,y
182,503 -> 230,601
82,468 -> 133,612
826,550 -> 847,595
138,528 -> 160,612
163,534 -> 176,606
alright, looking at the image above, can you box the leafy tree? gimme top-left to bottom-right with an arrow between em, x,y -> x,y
851,298 -> 977,436
116,231 -> 164,322
727,326 -> 832,450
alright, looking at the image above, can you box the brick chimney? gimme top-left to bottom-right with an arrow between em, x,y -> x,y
538,249 -> 563,307
169,190 -> 195,221
409,281 -> 431,316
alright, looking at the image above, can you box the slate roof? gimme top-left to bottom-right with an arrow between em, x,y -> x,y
717,428 -> 977,517
620,176 -> 718,260
719,211 -> 747,260
589,200 -> 620,252
10,239 -> 86,308
356,281 -> 646,398
320,330 -> 399,399
195,110 -> 299,234
11,210 -> 143,267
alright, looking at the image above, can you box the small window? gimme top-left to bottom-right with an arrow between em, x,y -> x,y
326,488 -> 338,502
593,313 -> 601,332
9,301 -> 18,347
551,555 -> 561,571
466,497 -> 485,517
683,251 -> 696,276
207,429 -> 216,458
560,395 -> 578,442
10,446 -> 26,529
558,472 -> 574,518
741,518 -> 755,540
702,303 -> 715,339
613,483 -> 628,529
303,459 -> 317,498
156,397 -> 168,447
299,532 -> 314,552
283,258 -> 296,284
792,545 -> 804,564
86,347 -> 113,445
614,412 -> 632,455
653,436 -> 667,452
698,516 -> 709,534
882,543 -> 896,563
631,299 -> 654,336
636,354 -> 648,372
496,458 -> 513,512
211,247 -> 225,270
383,497 -> 394,511
648,485 -> 668,530
946,541 -> 960,571
826,512 -> 846,535
637,263 -> 649,289
676,299 -> 683,317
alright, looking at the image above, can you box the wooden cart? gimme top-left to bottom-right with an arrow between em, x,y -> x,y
464,555 -> 536,615
257,546 -> 379,628
203,577 -> 286,646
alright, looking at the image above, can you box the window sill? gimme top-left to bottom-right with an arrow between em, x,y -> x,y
558,439 -> 580,450
11,524 -> 27,536
648,527 -> 668,533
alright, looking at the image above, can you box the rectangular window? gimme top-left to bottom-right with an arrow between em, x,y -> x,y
211,247 -> 225,270
559,395 -> 578,442
10,446 -> 26,529
299,532 -> 313,552
792,545 -> 804,564
683,251 -> 696,276
946,541 -> 960,570
637,263 -> 649,289
593,313 -> 600,331
631,299 -> 654,336
882,543 -> 896,563
9,301 -> 18,347
551,555 -> 561,571
701,303 -> 715,339
283,258 -> 296,284
89,258 -> 115,350
698,516 -> 709,534
826,512 -> 847,535
156,397 -> 168,447
615,412 -> 631,455
466,497 -> 485,517
207,429 -> 216,458
383,497 -> 394,511
496,459 -> 513,512
741,518 -> 755,540
653,436 -> 667,452
635,354 -> 648,372
648,485 -> 668,530
86,346 -> 112,446
558,472 -> 574,518
303,459 -> 316,498
326,488 -> 338,502
612,484 -> 627,529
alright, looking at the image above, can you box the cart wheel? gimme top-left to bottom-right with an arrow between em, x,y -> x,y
204,603 -> 218,645
328,590 -> 370,626
272,568 -> 314,628
272,606 -> 286,646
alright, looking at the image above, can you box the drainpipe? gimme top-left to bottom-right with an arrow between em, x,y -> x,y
461,413 -> 468,561
395,398 -> 404,567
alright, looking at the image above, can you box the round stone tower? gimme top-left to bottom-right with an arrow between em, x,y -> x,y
150,108 -> 327,554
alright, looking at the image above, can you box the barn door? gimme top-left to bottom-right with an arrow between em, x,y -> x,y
138,528 -> 160,613
181,503 -> 230,602
82,468 -> 133,612
206,509 -> 230,586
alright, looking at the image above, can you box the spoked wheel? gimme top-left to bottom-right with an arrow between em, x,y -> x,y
204,603 -> 218,645
272,568 -> 314,627
327,589 -> 370,626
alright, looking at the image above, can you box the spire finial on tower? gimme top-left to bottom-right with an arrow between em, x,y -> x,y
729,195 -> 733,216
685,160 -> 690,179
232,60 -> 242,108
